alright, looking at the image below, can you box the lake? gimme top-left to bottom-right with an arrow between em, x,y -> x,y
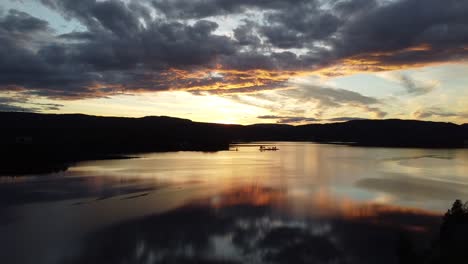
1,142 -> 468,264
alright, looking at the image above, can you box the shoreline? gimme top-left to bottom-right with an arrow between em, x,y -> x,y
2,141 -> 466,176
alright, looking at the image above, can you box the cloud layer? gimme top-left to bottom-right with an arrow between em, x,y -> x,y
0,0 -> 467,121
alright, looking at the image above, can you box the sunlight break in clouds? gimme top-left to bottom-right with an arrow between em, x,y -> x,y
0,0 -> 467,124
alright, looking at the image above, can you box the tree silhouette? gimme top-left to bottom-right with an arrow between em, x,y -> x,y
431,200 -> 468,264
399,200 -> 468,264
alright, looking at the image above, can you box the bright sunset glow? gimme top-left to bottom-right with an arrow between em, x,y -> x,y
0,0 -> 467,124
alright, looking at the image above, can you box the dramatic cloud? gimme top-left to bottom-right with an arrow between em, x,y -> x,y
0,0 -> 467,118
328,0 -> 468,71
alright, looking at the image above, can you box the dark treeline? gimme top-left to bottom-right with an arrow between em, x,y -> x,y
0,112 -> 467,175
462,124 -> 468,140
228,120 -> 466,147
399,200 -> 468,264
0,112 -> 231,175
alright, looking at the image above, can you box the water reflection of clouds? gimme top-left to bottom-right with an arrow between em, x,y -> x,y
356,173 -> 468,209
2,144 -> 465,264
381,155 -> 468,178
0,175 -> 165,206
63,186 -> 441,264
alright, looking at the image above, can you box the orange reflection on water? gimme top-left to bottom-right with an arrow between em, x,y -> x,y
308,187 -> 438,219
191,184 -> 441,233
195,185 -> 287,208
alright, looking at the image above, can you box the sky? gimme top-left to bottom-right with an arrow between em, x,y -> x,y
0,0 -> 467,124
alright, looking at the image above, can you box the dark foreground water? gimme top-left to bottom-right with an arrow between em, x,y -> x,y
1,142 -> 468,264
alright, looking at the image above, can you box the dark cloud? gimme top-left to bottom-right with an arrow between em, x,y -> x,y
327,117 -> 368,122
413,107 -> 468,119
0,103 -> 62,112
40,0 -> 144,36
331,0 -> 468,67
281,85 -> 380,107
207,0 -> 468,69
0,95 -> 26,104
228,84 -> 386,121
252,82 -> 387,123
233,21 -> 261,47
0,103 -> 33,112
332,0 -> 378,18
257,115 -> 370,124
151,0 -> 310,19
0,95 -> 63,112
362,106 -> 387,119
260,2 -> 341,49
257,115 -> 320,124
0,9 -> 102,98
0,3 -> 239,99
0,9 -> 49,33
0,0 -> 467,103
398,74 -> 437,96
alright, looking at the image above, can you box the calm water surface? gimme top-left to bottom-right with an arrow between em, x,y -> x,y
1,142 -> 468,264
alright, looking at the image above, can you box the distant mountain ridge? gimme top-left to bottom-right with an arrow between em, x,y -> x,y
0,112 -> 466,175
1,112 -> 466,147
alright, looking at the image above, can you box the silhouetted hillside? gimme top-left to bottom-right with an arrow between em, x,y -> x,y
462,124 -> 468,140
0,112 -> 466,175
0,112 -> 231,151
0,112 -> 232,175
228,123 -> 296,141
296,119 -> 466,148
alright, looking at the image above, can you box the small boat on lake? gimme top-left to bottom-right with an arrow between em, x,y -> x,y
259,145 -> 279,151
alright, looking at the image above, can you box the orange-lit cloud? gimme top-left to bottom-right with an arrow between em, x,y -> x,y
163,68 -> 314,94
315,45 -> 468,78
3,0 -> 468,102
114,43 -> 468,96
